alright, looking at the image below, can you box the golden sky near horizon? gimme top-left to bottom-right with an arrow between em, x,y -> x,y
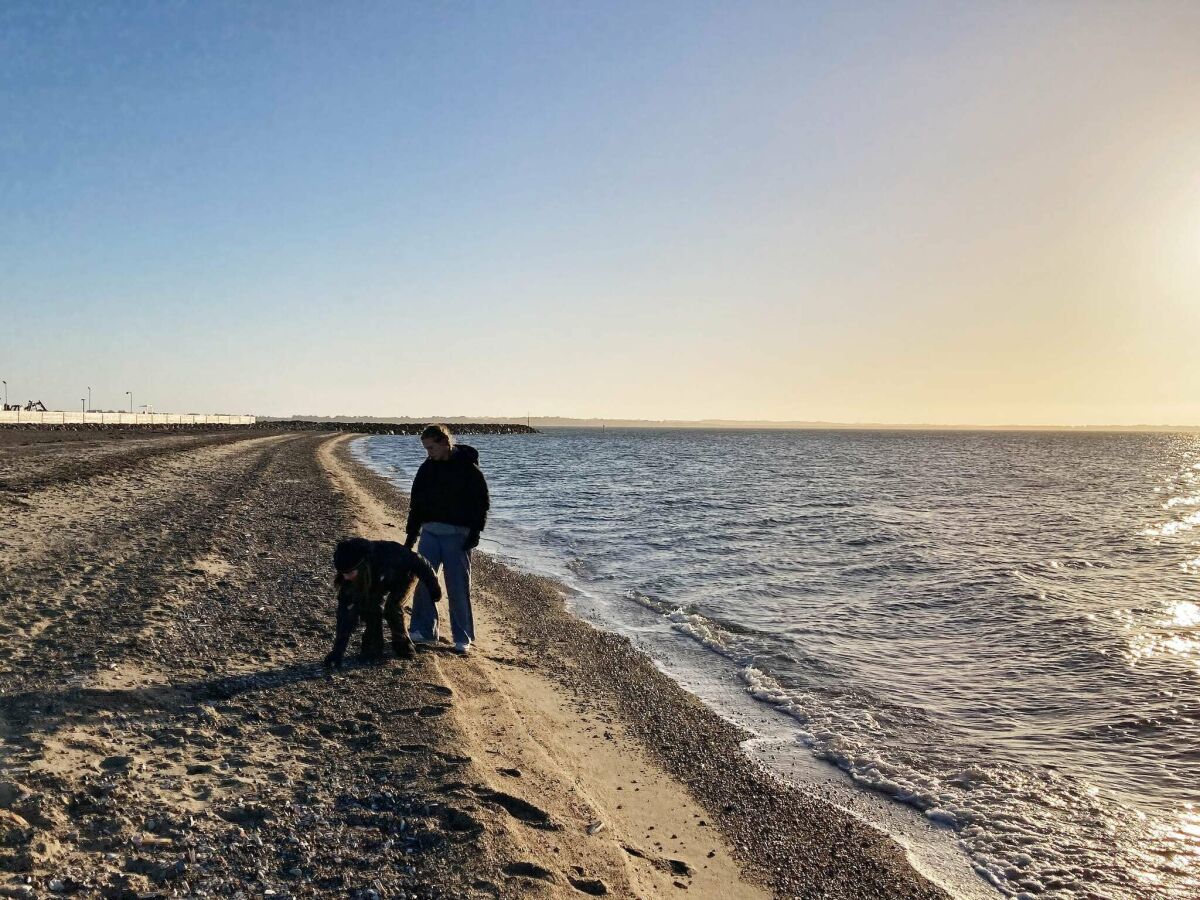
2,3 -> 1198,424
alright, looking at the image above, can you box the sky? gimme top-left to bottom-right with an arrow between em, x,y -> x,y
1,1 -> 1198,425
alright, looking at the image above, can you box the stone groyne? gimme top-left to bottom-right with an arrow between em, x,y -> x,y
253,420 -> 538,435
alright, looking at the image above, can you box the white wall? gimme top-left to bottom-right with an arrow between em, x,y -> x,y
0,411 -> 256,425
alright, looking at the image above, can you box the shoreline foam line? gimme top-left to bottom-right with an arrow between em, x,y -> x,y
343,433 -> 967,900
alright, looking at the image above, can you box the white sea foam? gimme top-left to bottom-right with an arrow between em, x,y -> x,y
1141,517 -> 1198,537
738,665 -> 961,823
665,608 -> 736,656
1162,494 -> 1200,509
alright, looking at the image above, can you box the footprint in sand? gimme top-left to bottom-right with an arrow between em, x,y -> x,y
568,875 -> 610,895
98,755 -> 134,772
442,807 -> 484,833
503,861 -> 555,881
417,682 -> 454,698
474,788 -> 559,831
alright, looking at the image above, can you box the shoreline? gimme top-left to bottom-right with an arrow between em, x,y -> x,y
0,429 -> 950,898
324,437 -> 771,899
346,438 -> 995,899
334,435 -> 952,900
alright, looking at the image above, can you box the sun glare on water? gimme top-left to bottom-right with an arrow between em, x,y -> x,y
1124,601 -> 1200,672
1170,600 -> 1200,629
1130,453 -> 1200,671
1135,807 -> 1200,897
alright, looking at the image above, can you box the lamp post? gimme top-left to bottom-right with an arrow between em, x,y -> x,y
81,399 -> 85,415
2,380 -> 6,409
87,386 -> 92,412
125,390 -> 133,414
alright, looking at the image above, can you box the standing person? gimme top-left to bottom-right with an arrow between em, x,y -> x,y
406,424 -> 489,655
325,537 -> 443,669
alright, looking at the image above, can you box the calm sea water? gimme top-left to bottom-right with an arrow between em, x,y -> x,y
356,428 -> 1200,900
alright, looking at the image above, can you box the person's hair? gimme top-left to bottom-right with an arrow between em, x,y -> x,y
333,561 -> 373,594
421,424 -> 454,446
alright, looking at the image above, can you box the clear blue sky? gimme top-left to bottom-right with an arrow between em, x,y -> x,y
2,2 -> 1198,423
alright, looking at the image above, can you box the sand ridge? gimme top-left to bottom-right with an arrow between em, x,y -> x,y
319,434 -> 766,899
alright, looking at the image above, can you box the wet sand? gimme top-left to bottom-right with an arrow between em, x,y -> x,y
0,429 -> 949,899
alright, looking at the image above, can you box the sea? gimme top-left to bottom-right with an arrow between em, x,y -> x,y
353,428 -> 1200,900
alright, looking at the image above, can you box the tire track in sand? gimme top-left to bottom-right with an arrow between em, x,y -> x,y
0,431 -> 272,500
0,434 -> 296,693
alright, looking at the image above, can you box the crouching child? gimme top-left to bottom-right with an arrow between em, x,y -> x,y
325,537 -> 443,669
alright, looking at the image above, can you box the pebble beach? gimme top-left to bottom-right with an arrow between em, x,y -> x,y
0,427 -> 949,899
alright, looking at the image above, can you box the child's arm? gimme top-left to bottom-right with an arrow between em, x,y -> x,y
324,582 -> 358,668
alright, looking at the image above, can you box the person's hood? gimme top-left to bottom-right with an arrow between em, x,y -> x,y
451,444 -> 479,465
333,537 -> 371,573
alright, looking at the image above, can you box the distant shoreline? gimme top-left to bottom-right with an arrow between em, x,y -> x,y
0,420 -> 539,437
267,415 -> 1200,433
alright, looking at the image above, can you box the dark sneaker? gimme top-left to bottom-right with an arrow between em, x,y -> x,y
394,639 -> 416,660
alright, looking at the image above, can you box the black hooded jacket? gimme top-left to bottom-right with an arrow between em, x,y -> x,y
334,538 -> 443,603
405,444 -> 490,541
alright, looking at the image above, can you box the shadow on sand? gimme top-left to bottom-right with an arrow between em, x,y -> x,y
0,659 -> 367,742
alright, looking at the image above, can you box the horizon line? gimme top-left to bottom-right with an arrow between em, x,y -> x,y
269,414 -> 1200,432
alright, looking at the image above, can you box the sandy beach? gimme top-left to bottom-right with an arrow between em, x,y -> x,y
0,428 -> 949,899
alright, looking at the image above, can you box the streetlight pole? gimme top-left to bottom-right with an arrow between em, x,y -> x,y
87,386 -> 91,412
81,399 -> 85,415
2,380 -> 6,409
126,390 -> 133,414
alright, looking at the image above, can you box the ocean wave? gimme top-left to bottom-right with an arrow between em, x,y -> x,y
839,559 -> 930,576
622,589 -> 749,661
738,658 -> 1165,898
666,607 -> 739,657
842,532 -> 897,547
